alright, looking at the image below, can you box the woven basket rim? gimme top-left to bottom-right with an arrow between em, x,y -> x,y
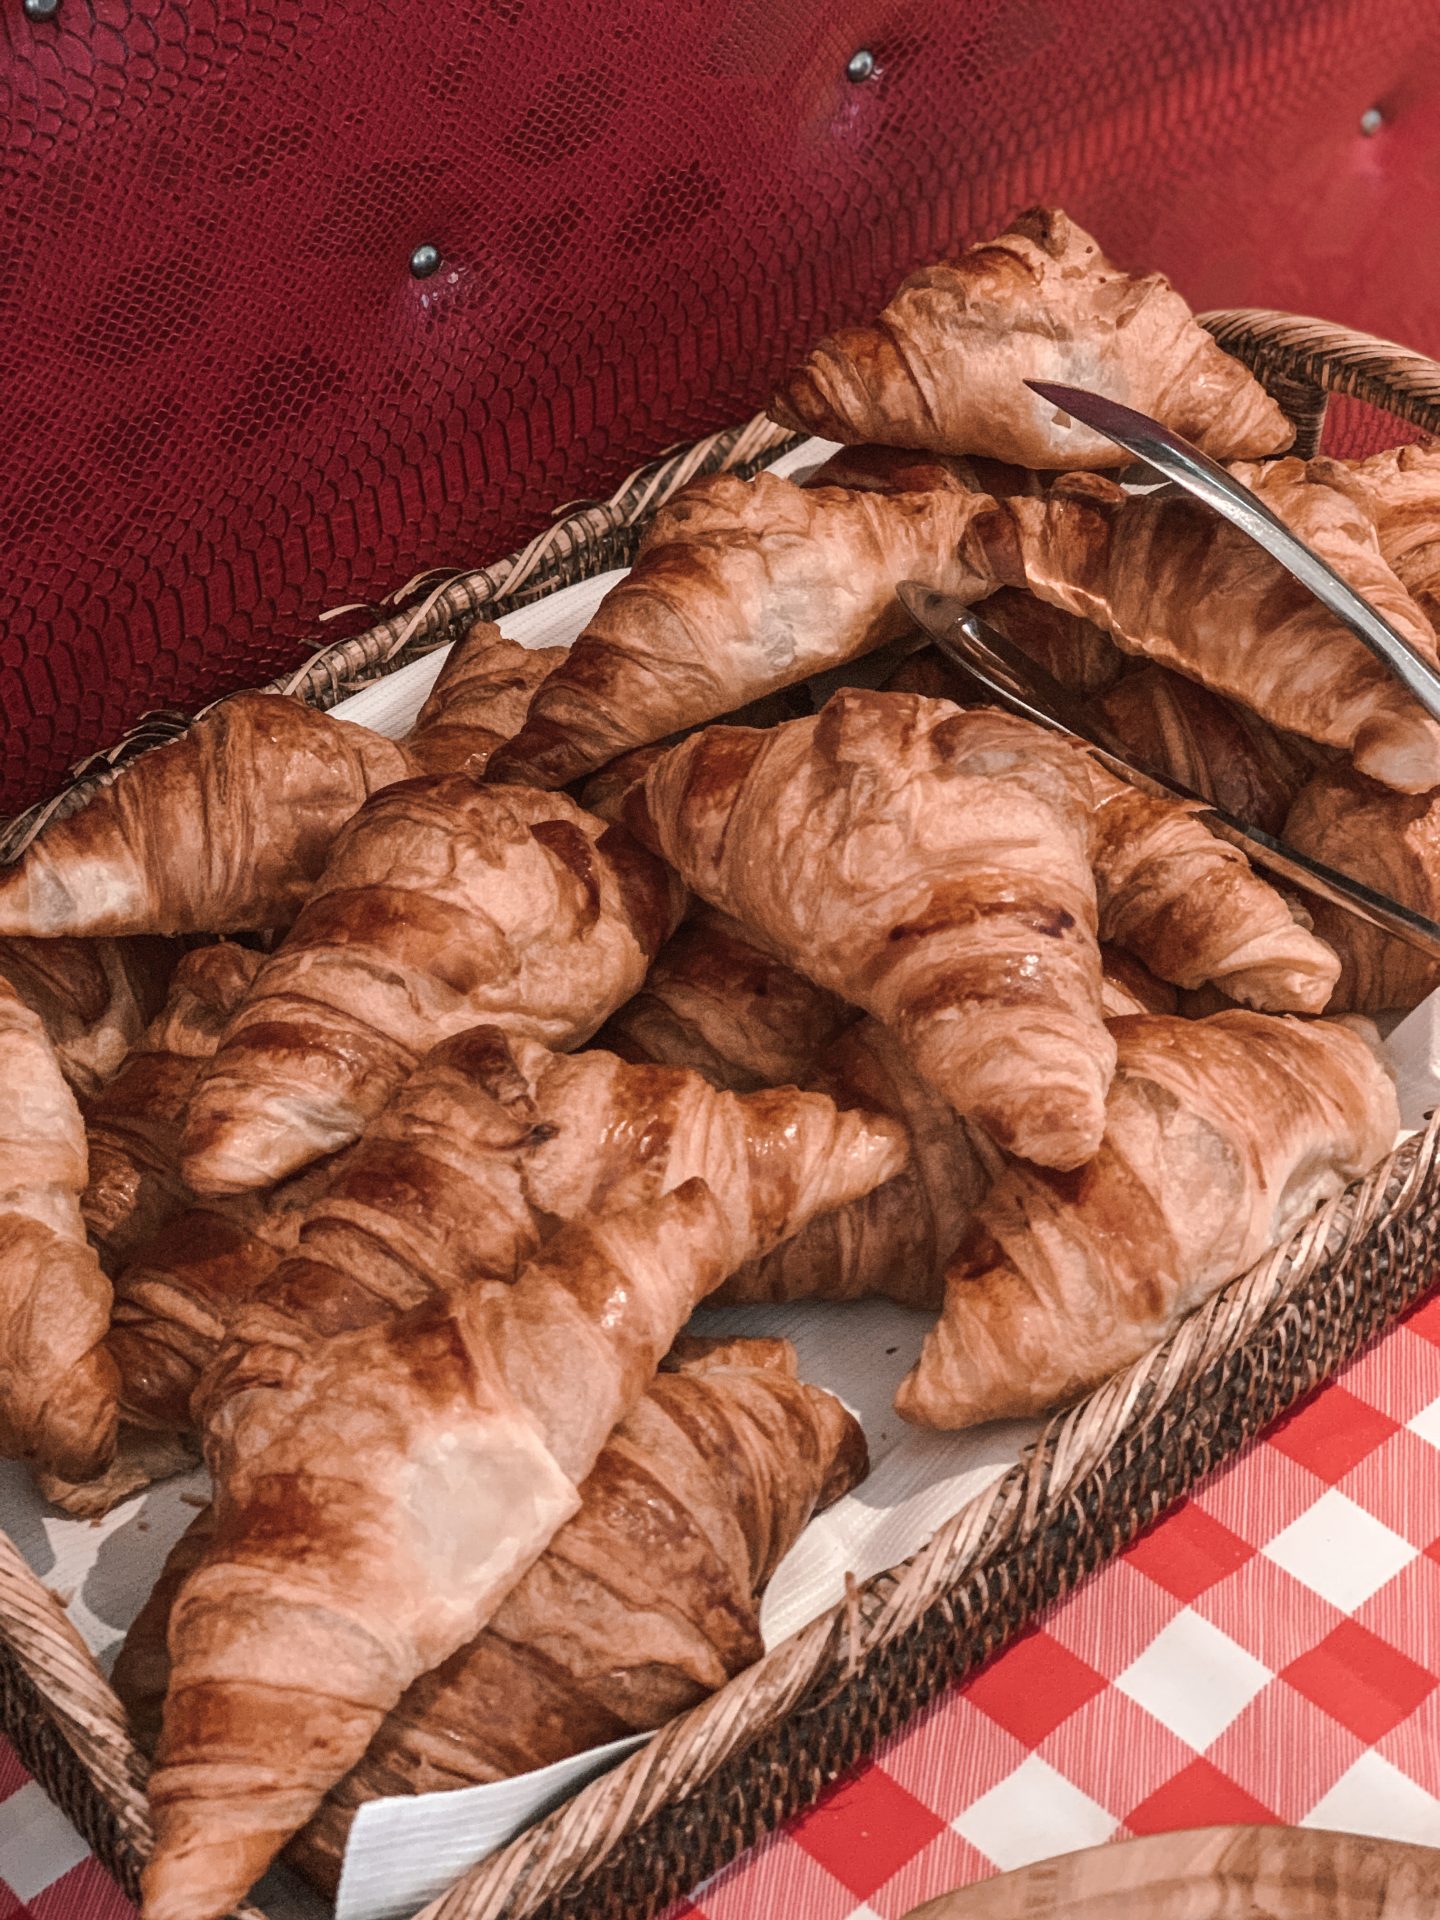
1,306 -> 1439,1920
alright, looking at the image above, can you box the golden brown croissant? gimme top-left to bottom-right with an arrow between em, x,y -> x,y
1087,759 -> 1339,1012
595,904 -> 857,1092
1093,663 -> 1322,835
717,1019 -> 991,1309
0,977 -> 118,1479
1283,768 -> 1440,1012
0,694 -> 413,938
897,1012 -> 1398,1429
628,690 -> 1114,1169
405,626 -> 566,775
1352,438 -> 1440,622
82,944 -> 265,1273
200,1025 -> 906,1411
106,1163 -> 335,1435
996,461 -> 1440,791
180,777 -> 683,1193
770,208 -> 1292,468
118,1336 -> 865,1873
141,1179 -> 744,1920
485,470 -> 1000,789
0,934 -> 178,1099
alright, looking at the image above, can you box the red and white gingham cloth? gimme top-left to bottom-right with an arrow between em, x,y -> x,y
8,1297 -> 1440,1920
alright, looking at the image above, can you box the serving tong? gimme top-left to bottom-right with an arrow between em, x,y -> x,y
895,588 -> 1440,962
895,382 -> 1440,963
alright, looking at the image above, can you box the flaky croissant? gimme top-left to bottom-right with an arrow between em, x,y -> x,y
0,694 -> 413,938
142,1180 -> 742,1920
995,461 -> 1440,791
82,944 -> 264,1273
770,207 -> 1292,468
1352,439 -> 1440,623
1283,768 -> 1440,1013
199,1025 -> 906,1412
180,777 -> 683,1192
717,1019 -> 991,1309
595,904 -> 857,1093
120,1336 -> 865,1884
405,626 -> 566,775
0,934 -> 178,1099
628,690 -> 1114,1169
897,1012 -> 1398,1428
0,977 -> 118,1478
485,470 -> 1000,789
1087,760 -> 1339,1012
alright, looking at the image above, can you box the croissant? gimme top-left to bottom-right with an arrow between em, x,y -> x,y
82,944 -> 265,1272
180,777 -> 683,1192
1093,664 -> 1322,834
596,905 -> 857,1092
717,1019 -> 991,1309
1283,768 -> 1440,1013
199,1025 -> 907,1415
1087,759 -> 1339,1012
36,1427 -> 199,1520
405,627 -> 566,775
1352,439 -> 1440,622
0,934 -> 178,1099
0,977 -> 118,1478
0,694 -> 414,939
485,470 -> 1000,789
628,690 -> 1114,1169
1099,945 -> 1177,1019
997,461 -> 1440,791
118,1336 -> 865,1878
898,1012 -> 1398,1428
770,207 -> 1292,468
142,1179 -> 745,1920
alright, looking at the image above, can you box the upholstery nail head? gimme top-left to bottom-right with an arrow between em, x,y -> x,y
846,48 -> 876,82
1360,106 -> 1384,135
23,0 -> 60,19
409,244 -> 442,280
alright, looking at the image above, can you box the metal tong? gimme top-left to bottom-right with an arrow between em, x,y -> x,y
895,581 -> 1440,962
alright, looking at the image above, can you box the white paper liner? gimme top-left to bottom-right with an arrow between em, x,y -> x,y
11,428 -> 1432,1918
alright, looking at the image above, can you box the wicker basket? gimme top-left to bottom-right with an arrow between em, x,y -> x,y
2,311 -> 1440,1920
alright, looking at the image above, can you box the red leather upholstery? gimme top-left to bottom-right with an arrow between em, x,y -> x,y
2,0 -> 1438,811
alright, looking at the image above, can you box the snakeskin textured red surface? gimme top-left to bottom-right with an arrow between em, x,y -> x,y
2,0 -> 1439,810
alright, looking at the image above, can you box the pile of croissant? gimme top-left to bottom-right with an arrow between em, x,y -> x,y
0,206 -> 1431,1919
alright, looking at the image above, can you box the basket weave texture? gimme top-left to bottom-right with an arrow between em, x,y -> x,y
2,311 -> 1439,1920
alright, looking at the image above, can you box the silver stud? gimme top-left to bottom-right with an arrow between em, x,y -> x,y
846,48 -> 876,82
409,243 -> 441,280
23,0 -> 60,19
1360,106 -> 1384,136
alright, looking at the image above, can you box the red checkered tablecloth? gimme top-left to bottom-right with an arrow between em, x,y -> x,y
8,1297 -> 1440,1920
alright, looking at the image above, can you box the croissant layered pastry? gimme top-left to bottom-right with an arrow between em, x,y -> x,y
1087,760 -> 1340,1013
717,1019 -> 992,1310
770,207 -> 1293,468
0,933 -> 177,1099
596,904 -> 858,1093
118,1335 -> 865,1884
82,944 -> 265,1273
0,694 -> 413,939
897,1012 -> 1398,1429
995,461 -> 1440,791
142,1180 -> 744,1920
181,777 -> 683,1193
1283,768 -> 1440,1013
405,626 -> 566,775
1353,438 -> 1440,621
200,1026 -> 906,1414
0,977 -> 119,1479
485,470 -> 1001,789
629,690 -> 1115,1169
